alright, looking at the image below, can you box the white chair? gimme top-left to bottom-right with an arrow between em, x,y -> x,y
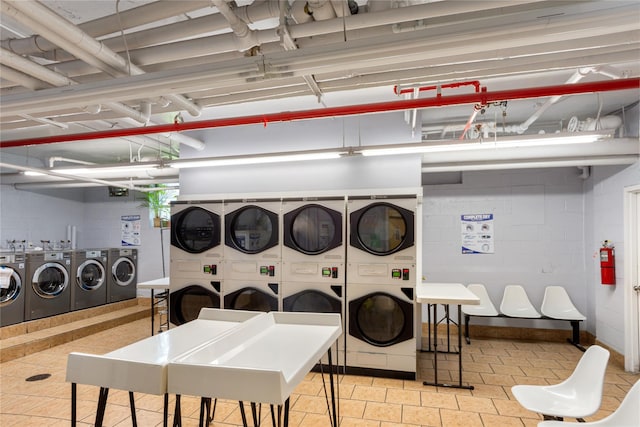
461,284 -> 499,343
500,285 -> 541,318
512,345 -> 610,421
537,379 -> 640,426
541,286 -> 586,321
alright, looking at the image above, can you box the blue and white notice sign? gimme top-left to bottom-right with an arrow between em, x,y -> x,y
461,213 -> 494,254
121,215 -> 141,246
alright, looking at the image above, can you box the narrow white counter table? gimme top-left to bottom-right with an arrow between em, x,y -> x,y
416,282 -> 480,390
168,311 -> 343,427
66,308 -> 263,427
137,276 -> 170,335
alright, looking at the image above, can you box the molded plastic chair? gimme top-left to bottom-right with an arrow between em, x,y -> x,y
541,286 -> 586,321
512,345 -> 610,421
461,284 -> 499,344
537,379 -> 640,426
500,285 -> 541,318
462,284 -> 499,317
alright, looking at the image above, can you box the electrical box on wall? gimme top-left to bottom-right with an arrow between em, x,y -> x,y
109,187 -> 129,197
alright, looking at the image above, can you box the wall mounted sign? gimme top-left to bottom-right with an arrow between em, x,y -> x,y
121,215 -> 141,246
461,214 -> 494,254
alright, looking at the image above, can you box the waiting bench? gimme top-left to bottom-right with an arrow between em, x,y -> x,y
461,284 -> 586,351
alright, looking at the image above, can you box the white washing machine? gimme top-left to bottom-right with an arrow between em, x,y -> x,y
223,199 -> 282,311
24,250 -> 71,320
346,195 -> 418,378
170,201 -> 224,324
107,248 -> 137,302
281,197 -> 347,365
0,252 -> 26,327
70,249 -> 108,311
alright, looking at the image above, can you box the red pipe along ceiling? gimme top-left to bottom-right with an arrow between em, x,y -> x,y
1,78 -> 638,149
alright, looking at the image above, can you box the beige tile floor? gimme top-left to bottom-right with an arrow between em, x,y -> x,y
1,317 -> 638,426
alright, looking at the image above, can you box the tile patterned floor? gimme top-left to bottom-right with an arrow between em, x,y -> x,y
0,317 -> 638,426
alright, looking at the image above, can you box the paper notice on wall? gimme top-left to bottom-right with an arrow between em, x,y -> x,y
461,214 -> 494,254
121,215 -> 141,246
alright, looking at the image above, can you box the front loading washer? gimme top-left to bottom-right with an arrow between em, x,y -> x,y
346,283 -> 416,379
24,250 -> 71,321
223,199 -> 281,312
108,248 -> 137,302
0,252 -> 26,327
70,249 -> 108,311
170,201 -> 224,324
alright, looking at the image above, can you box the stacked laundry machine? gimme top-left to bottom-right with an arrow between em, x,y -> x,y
223,199 -> 281,311
169,201 -> 224,325
0,251 -> 26,327
281,197 -> 347,367
345,195 -> 418,380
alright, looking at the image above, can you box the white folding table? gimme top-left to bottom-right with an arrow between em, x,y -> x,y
137,276 -> 170,335
168,311 -> 343,427
66,308 -> 263,427
416,282 -> 480,389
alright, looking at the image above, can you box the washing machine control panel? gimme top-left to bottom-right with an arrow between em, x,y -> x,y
260,265 -> 276,277
203,264 -> 217,275
321,267 -> 340,279
391,268 -> 411,280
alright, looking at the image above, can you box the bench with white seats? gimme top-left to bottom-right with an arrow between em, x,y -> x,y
462,284 -> 586,351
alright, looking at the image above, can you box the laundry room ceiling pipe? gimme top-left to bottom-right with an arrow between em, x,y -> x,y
1,78 -> 638,149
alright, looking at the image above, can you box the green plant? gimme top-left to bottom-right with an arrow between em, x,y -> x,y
139,185 -> 171,220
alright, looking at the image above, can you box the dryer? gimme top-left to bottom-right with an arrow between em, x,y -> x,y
107,248 -> 137,302
70,249 -> 108,311
170,201 -> 224,324
281,197 -> 347,364
0,252 -> 26,327
223,199 -> 281,311
24,250 -> 71,320
345,195 -> 418,378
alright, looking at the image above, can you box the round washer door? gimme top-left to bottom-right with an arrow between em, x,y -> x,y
77,260 -> 106,291
349,292 -> 413,347
283,204 -> 342,255
171,206 -> 221,254
224,287 -> 278,312
350,202 -> 415,256
0,267 -> 21,306
32,262 -> 69,298
225,206 -> 278,254
169,284 -> 221,325
283,289 -> 342,313
112,257 -> 135,287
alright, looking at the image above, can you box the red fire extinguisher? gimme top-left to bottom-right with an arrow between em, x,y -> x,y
600,240 -> 615,285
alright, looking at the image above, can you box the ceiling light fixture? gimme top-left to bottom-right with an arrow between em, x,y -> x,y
360,131 -> 611,157
51,161 -> 162,176
169,149 -> 345,169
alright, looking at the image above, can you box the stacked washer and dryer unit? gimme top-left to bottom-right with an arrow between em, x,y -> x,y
169,201 -> 224,325
281,197 -> 347,368
223,199 -> 282,312
346,195 -> 418,380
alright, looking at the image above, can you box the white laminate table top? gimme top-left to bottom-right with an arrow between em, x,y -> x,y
168,311 -> 342,405
137,277 -> 170,290
66,309 -> 263,395
417,282 -> 481,305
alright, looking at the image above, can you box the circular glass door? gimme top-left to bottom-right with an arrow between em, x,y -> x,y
112,258 -> 135,287
171,206 -> 221,254
284,204 -> 342,255
0,268 -> 21,306
283,289 -> 342,313
224,287 -> 278,312
77,260 -> 105,291
170,285 -> 220,325
351,202 -> 414,256
226,206 -> 278,254
349,292 -> 413,346
32,262 -> 68,298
